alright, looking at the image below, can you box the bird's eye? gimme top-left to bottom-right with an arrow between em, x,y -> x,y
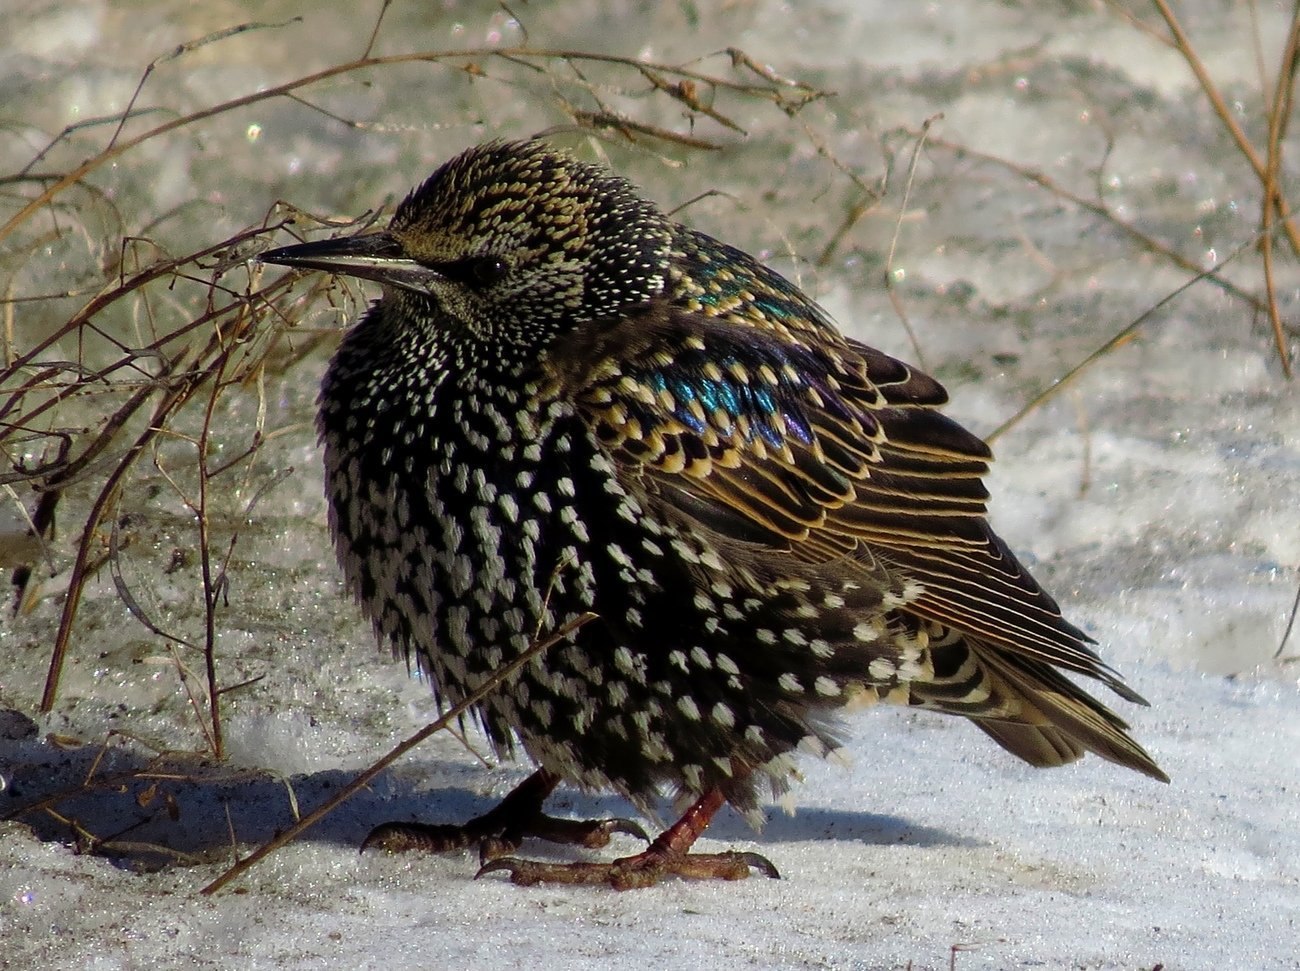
438,255 -> 510,288
472,257 -> 509,286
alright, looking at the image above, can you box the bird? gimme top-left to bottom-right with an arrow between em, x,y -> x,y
259,139 -> 1167,890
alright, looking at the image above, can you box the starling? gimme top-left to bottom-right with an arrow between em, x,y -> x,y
260,139 -> 1167,890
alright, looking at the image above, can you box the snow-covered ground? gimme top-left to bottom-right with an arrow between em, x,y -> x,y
1,2 -> 1297,968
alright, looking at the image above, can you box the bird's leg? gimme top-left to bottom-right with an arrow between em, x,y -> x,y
362,768 -> 648,863
476,787 -> 780,889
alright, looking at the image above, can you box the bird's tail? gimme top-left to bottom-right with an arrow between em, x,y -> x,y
901,630 -> 1169,783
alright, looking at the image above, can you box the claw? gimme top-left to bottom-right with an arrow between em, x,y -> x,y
525,814 -> 650,848
738,851 -> 781,880
605,817 -> 652,843
474,855 -> 561,887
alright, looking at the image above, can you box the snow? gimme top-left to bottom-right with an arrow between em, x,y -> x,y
2,1 -> 1298,969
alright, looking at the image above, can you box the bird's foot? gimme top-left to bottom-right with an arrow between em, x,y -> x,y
476,847 -> 779,889
477,784 -> 779,889
360,768 -> 647,863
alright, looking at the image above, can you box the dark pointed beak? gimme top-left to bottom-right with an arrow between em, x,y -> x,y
259,232 -> 444,294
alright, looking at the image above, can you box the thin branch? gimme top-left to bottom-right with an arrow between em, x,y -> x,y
199,612 -> 596,895
0,46 -> 826,245
987,237 -> 1259,442
883,114 -> 943,371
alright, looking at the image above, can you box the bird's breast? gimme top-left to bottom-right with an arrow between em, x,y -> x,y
318,352 -> 629,692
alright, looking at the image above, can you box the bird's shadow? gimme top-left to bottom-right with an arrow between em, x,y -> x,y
1,731 -> 975,873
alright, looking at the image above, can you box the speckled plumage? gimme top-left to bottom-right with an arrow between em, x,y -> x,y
262,140 -> 1165,884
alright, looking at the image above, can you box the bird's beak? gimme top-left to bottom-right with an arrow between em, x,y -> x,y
259,232 -> 444,294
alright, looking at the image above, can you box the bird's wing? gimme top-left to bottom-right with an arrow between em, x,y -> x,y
547,304 -> 1140,704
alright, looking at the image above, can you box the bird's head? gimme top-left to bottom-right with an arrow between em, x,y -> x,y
261,140 -> 674,355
